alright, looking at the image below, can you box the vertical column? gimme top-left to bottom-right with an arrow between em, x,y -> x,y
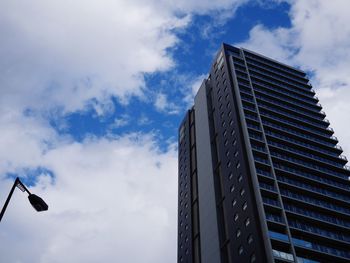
194,80 -> 221,263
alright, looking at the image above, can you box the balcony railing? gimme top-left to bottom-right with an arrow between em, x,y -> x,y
252,79 -> 321,110
255,92 -> 326,121
258,104 -> 331,133
274,163 -> 350,191
250,73 -> 315,100
244,53 -> 305,78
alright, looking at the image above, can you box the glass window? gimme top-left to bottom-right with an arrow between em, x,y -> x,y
232,199 -> 237,207
272,249 -> 294,261
247,234 -> 253,244
240,189 -> 245,196
229,172 -> 233,180
269,230 -> 289,242
238,246 -> 244,255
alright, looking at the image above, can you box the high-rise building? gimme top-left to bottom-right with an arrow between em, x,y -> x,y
177,43 -> 350,263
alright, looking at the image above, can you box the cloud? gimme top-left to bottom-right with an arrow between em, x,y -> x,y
138,114 -> 153,126
0,1 -> 250,262
236,24 -> 296,63
110,114 -> 130,128
0,110 -> 64,176
0,0 -> 249,115
0,0 -> 183,114
0,133 -> 178,263
154,92 -> 181,115
236,0 -> 350,155
182,73 -> 207,107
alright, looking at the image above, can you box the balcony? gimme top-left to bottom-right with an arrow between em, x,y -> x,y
271,151 -> 350,180
250,73 -> 316,102
246,59 -> 309,86
274,163 -> 350,192
244,53 -> 306,78
268,140 -> 345,168
260,113 -> 337,142
277,175 -> 350,203
262,120 -> 339,151
265,129 -> 342,159
254,92 -> 326,123
251,80 -> 321,111
288,219 -> 350,244
285,202 -> 350,229
248,66 -> 312,94
292,237 -> 350,259
257,103 -> 332,134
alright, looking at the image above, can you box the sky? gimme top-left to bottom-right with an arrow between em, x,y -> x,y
0,0 -> 350,262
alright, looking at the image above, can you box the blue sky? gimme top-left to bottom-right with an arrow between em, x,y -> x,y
57,1 -> 292,145
1,0 -> 350,262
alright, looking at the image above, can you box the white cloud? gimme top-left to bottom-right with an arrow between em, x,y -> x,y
0,134 -> 178,263
110,114 -> 130,128
0,0 -> 249,115
237,0 -> 350,155
236,24 -> 295,64
0,1 -> 250,262
138,114 -> 153,126
0,0 -> 182,114
0,110 -> 64,176
182,74 -> 207,107
154,92 -> 181,115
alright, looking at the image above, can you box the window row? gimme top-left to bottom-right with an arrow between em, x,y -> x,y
262,120 -> 336,149
288,218 -> 350,243
245,54 -> 306,79
253,85 -> 322,116
271,151 -> 348,180
280,188 -> 350,215
248,65 -> 311,92
277,175 -> 350,203
268,140 -> 343,168
250,74 -> 315,103
265,129 -> 339,157
274,163 -> 350,191
252,80 -> 319,109
284,203 -> 350,228
260,110 -> 331,138
292,237 -> 350,259
258,101 -> 329,131
255,92 -> 325,122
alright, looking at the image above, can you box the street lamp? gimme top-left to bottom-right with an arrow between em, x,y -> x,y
0,177 -> 48,222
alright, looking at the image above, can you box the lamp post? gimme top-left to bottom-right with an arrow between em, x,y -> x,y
0,177 -> 48,222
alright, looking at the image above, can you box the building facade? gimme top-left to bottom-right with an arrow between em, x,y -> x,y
177,43 -> 350,263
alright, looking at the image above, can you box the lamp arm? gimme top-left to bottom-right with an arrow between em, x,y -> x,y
16,178 -> 32,195
0,178 -> 20,222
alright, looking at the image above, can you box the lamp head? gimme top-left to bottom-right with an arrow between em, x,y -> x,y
28,194 -> 48,212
